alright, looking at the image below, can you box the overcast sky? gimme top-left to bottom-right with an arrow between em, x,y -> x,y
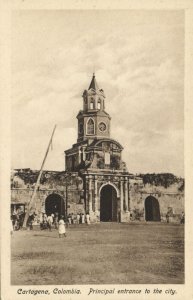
11,10 -> 184,176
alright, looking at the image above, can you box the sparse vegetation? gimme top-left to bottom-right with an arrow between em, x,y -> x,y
139,173 -> 184,189
11,223 -> 184,285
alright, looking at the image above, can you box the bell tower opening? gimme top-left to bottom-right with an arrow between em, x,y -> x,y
100,185 -> 117,222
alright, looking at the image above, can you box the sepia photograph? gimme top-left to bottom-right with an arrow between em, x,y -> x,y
7,7 -> 186,290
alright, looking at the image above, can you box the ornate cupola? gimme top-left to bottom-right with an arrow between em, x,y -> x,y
77,74 -> 111,143
83,73 -> 105,112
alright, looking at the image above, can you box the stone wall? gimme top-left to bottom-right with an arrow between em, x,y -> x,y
129,177 -> 184,222
11,169 -> 84,219
11,169 -> 184,223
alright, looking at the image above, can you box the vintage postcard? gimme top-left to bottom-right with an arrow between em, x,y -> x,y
1,1 -> 193,300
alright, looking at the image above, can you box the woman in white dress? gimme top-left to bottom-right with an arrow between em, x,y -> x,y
58,217 -> 66,238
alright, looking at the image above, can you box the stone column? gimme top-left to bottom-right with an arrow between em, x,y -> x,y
88,175 -> 93,214
82,147 -> 86,161
128,179 -> 130,210
124,178 -> 128,212
120,179 -> 124,212
78,148 -> 81,163
85,176 -> 88,213
94,177 -> 98,212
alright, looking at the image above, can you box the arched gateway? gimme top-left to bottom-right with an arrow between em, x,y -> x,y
100,184 -> 118,222
145,196 -> 161,221
45,193 -> 65,217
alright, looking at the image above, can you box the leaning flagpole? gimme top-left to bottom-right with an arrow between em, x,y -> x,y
23,125 -> 57,228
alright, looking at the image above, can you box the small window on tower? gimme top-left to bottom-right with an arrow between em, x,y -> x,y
97,100 -> 101,109
90,101 -> 94,109
87,118 -> 95,135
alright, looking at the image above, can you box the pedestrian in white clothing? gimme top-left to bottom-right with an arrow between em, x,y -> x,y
47,215 -> 53,231
77,213 -> 80,224
86,213 -> 90,225
58,217 -> 66,238
81,214 -> 85,224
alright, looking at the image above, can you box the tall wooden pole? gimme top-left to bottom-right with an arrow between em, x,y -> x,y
23,125 -> 57,228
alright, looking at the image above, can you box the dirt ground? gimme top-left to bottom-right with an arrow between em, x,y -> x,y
11,222 -> 184,285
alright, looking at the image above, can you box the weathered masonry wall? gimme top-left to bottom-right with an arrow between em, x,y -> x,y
12,188 -> 85,215
11,169 -> 184,223
11,170 -> 85,217
129,177 -> 184,222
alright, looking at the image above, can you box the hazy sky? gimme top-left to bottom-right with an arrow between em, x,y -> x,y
11,10 -> 184,176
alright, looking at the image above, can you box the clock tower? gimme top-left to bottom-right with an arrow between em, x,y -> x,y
65,74 -> 130,223
77,74 -> 111,143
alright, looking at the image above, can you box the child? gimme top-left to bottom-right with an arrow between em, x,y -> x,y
58,216 -> 66,238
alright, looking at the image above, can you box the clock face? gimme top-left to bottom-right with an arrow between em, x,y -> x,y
98,122 -> 106,132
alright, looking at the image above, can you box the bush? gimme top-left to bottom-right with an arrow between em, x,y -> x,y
138,173 -> 184,189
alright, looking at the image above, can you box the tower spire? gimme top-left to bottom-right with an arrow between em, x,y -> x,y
88,73 -> 99,91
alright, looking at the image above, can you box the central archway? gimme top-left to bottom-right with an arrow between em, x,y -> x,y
145,196 -> 161,221
100,184 -> 117,222
45,194 -> 65,217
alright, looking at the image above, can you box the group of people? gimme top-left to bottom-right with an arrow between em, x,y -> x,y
11,210 -> 25,231
40,212 -> 59,231
39,212 -> 90,231
67,212 -> 90,225
165,211 -> 185,224
11,213 -> 24,231
26,212 -> 67,238
39,212 -> 91,239
11,209 -> 185,237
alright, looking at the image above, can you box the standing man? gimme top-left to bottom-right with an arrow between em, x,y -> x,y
82,213 -> 85,224
166,212 -> 169,223
47,215 -> 53,231
54,212 -> 59,229
86,212 -> 90,225
77,213 -> 80,224
180,212 -> 185,224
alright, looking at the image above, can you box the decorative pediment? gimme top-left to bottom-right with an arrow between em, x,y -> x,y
88,138 -> 123,151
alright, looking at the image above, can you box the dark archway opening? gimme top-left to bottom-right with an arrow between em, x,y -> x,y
145,196 -> 161,221
100,185 -> 117,222
45,194 -> 65,218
